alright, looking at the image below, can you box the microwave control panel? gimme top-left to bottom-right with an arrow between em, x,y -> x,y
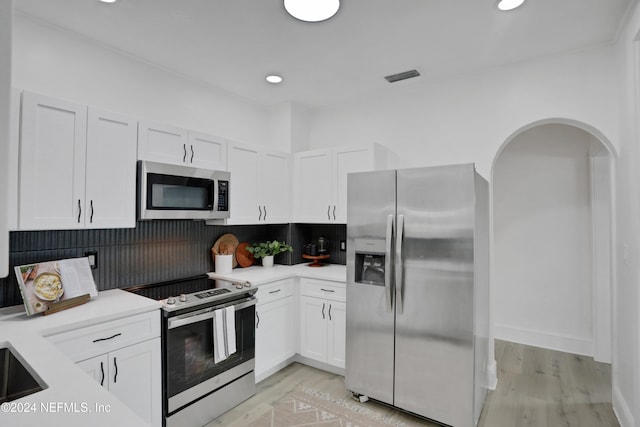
217,180 -> 229,212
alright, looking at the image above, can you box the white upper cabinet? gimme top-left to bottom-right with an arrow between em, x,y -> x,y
260,151 -> 291,224
225,142 -> 290,225
19,92 -> 137,230
138,121 -> 227,170
227,143 -> 260,224
8,88 -> 20,231
20,92 -> 88,230
85,108 -> 138,228
188,131 -> 227,170
293,144 -> 386,223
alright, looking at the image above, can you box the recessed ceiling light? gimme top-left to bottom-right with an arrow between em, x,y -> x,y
99,0 -> 120,3
284,0 -> 340,22
498,0 -> 525,11
266,75 -> 283,84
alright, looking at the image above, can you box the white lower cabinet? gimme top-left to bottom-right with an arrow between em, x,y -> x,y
299,279 -> 346,369
255,279 -> 295,381
78,339 -> 161,427
47,310 -> 161,427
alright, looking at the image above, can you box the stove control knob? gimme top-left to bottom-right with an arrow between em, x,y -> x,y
179,294 -> 187,302
235,283 -> 243,290
244,282 -> 251,288
166,297 -> 176,305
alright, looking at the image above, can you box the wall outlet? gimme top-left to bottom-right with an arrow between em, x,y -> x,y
340,240 -> 346,251
85,251 -> 98,269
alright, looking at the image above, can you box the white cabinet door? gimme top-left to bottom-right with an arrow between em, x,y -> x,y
20,92 -> 87,230
78,354 -> 109,387
255,295 -> 295,379
326,301 -> 346,368
227,144 -> 260,224
260,151 -> 290,224
188,131 -> 227,170
109,338 -> 162,427
333,146 -> 375,223
8,88 -> 20,231
293,150 -> 333,223
300,296 -> 328,362
138,121 -> 189,165
85,108 -> 137,229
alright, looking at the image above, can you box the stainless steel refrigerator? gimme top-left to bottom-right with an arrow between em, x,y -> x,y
346,164 -> 489,427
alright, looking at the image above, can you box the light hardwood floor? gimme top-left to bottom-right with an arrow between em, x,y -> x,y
209,339 -> 619,426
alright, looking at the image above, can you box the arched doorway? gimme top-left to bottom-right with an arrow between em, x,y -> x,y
491,120 -> 615,364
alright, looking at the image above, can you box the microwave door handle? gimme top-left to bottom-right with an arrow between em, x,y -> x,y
385,214 -> 394,312
213,180 -> 219,215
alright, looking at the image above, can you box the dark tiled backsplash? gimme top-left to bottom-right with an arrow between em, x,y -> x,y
0,222 -> 346,308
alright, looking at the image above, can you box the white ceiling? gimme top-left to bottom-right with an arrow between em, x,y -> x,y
14,0 -> 636,108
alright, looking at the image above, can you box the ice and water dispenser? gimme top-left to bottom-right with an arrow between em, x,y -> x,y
354,238 -> 387,286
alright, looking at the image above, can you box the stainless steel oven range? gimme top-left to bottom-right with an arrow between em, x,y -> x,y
126,275 -> 256,427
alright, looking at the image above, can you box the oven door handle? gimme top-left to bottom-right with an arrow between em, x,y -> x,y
167,298 -> 256,329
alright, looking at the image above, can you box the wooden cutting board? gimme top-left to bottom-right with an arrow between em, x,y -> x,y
235,242 -> 255,268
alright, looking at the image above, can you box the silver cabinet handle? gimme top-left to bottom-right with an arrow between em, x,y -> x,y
258,206 -> 263,221
113,357 -> 118,384
333,205 -> 336,220
100,361 -> 104,387
77,199 -> 82,223
269,289 -> 281,294
327,205 -> 331,220
328,303 -> 332,321
321,302 -> 325,319
90,200 -> 94,224
183,144 -> 187,162
385,214 -> 394,311
263,205 -> 267,221
395,214 -> 405,314
256,311 -> 260,329
190,145 -> 194,163
320,288 -> 335,293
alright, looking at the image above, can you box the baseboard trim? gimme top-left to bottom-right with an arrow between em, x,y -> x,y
494,324 -> 593,356
255,355 -> 297,384
487,359 -> 498,390
613,385 -> 635,427
295,355 -> 345,376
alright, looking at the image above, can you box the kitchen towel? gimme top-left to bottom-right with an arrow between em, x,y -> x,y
213,305 -> 236,364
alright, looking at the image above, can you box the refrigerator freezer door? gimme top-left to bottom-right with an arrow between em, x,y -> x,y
345,169 -> 396,405
394,165 -> 476,427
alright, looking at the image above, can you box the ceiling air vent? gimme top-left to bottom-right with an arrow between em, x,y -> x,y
384,69 -> 421,83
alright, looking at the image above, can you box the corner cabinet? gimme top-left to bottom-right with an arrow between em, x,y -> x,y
19,92 -> 138,230
47,310 -> 162,427
138,121 -> 227,171
293,144 -> 386,223
299,278 -> 346,369
225,142 -> 290,225
254,279 -> 296,382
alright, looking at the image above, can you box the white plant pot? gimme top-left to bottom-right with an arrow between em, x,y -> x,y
262,255 -> 274,268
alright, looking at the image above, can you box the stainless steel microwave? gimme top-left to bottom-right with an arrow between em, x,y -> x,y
137,160 -> 230,220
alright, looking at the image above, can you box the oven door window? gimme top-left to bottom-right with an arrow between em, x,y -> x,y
147,173 -> 214,210
165,305 -> 255,399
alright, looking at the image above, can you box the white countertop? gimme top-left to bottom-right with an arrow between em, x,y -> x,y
207,262 -> 346,285
0,289 -> 161,426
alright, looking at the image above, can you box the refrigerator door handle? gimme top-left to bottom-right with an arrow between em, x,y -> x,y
385,214 -> 394,311
395,214 -> 404,314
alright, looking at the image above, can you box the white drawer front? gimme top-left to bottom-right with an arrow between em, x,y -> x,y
300,278 -> 345,302
47,310 -> 161,362
256,279 -> 294,306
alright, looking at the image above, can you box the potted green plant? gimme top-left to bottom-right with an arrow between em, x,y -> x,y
246,240 -> 293,267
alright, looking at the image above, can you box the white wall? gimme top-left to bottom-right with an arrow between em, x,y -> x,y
493,124 -> 594,355
308,45 -> 620,180
12,13 -> 275,149
0,1 -> 12,278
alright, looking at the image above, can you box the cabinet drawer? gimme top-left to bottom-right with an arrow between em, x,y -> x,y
47,311 -> 161,362
300,278 -> 345,302
256,279 -> 294,306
